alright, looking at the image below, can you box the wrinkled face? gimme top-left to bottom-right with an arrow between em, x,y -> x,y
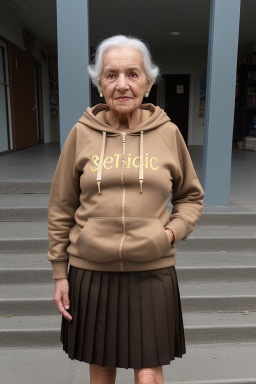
100,46 -> 152,115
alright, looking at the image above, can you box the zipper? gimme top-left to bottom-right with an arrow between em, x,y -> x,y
119,132 -> 126,271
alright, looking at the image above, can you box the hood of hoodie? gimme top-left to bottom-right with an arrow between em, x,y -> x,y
77,103 -> 171,194
78,103 -> 171,135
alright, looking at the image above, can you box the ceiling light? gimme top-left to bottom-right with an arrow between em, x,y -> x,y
169,32 -> 181,36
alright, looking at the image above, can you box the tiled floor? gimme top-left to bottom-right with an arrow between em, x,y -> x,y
0,143 -> 255,211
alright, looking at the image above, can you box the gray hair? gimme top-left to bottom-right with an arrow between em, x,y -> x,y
88,35 -> 160,90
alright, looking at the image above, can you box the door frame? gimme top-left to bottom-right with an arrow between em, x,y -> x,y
0,37 -> 13,153
156,71 -> 194,145
34,59 -> 44,143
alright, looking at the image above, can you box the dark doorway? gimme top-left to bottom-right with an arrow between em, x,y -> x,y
8,41 -> 38,150
164,74 -> 190,144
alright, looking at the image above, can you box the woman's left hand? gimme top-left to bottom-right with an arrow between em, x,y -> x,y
165,228 -> 175,244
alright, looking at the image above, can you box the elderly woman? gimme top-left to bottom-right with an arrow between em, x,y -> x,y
47,35 -> 204,383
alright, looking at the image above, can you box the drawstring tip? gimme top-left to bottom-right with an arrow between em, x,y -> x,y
97,181 -> 101,194
139,180 -> 143,193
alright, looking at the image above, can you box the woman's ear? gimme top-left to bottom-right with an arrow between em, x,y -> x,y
98,79 -> 102,91
98,82 -> 104,97
146,78 -> 154,93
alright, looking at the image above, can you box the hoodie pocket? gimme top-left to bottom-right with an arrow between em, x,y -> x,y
122,217 -> 171,262
76,217 -> 123,262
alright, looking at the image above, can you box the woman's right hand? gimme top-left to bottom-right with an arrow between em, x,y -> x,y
54,278 -> 72,321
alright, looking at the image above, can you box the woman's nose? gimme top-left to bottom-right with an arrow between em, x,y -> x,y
116,75 -> 129,91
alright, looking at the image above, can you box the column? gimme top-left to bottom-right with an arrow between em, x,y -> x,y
56,0 -> 90,149
202,0 -> 241,206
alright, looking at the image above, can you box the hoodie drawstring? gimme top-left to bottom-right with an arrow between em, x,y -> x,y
97,131 -> 107,194
97,130 -> 144,194
139,130 -> 144,193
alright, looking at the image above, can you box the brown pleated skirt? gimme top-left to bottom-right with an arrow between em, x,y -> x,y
60,265 -> 186,369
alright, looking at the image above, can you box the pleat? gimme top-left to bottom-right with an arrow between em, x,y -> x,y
60,266 -> 72,345
67,267 -> 84,359
82,271 -> 101,363
150,269 -> 171,365
116,271 -> 129,368
74,269 -> 92,361
103,271 -> 120,368
91,272 -> 109,366
139,270 -> 158,368
60,265 -> 75,349
128,271 -> 142,368
170,267 -> 186,356
160,267 -> 176,359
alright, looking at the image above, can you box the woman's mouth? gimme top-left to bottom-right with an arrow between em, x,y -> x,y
115,97 -> 131,102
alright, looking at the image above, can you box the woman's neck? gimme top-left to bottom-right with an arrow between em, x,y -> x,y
106,108 -> 142,131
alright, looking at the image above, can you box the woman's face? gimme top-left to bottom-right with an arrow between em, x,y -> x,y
100,46 -> 152,116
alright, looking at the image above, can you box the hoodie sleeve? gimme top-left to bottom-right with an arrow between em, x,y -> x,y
164,125 -> 205,243
47,125 -> 81,280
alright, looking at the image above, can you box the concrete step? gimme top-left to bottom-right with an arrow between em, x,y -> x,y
179,281 -> 256,312
0,194 -> 48,221
1,343 -> 256,384
176,251 -> 256,282
1,281 -> 256,316
1,222 -> 256,253
168,202 -> 256,226
0,254 -> 52,284
179,225 -> 256,252
1,252 -> 256,284
198,211 -> 256,226
199,206 -> 256,226
0,222 -> 48,253
0,180 -> 51,194
1,195 -> 255,224
183,311 -> 256,344
1,311 -> 256,347
0,284 -> 58,316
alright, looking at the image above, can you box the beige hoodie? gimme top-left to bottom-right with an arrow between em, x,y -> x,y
47,103 -> 204,279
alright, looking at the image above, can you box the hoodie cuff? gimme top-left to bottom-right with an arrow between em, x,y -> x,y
164,217 -> 189,244
50,260 -> 69,280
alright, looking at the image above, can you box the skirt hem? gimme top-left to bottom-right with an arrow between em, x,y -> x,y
60,344 -> 186,369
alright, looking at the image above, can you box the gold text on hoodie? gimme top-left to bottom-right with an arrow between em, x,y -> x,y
90,153 -> 159,171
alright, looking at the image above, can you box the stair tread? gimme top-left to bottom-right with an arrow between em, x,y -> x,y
179,281 -> 256,296
190,225 -> 256,238
0,254 -> 50,268
0,315 -> 61,330
0,222 -> 256,240
1,281 -> 255,300
1,252 -> 256,269
0,284 -> 55,299
1,312 -> 256,331
176,251 -> 256,267
182,311 -> 256,327
0,222 -> 48,239
0,194 -> 49,208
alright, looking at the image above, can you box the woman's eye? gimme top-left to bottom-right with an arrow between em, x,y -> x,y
107,73 -> 115,79
130,72 -> 138,78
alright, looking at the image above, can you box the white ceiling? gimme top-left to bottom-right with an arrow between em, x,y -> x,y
3,0 -> 256,49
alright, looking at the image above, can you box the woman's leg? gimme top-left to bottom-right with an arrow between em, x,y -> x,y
134,366 -> 164,384
90,363 -> 117,384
